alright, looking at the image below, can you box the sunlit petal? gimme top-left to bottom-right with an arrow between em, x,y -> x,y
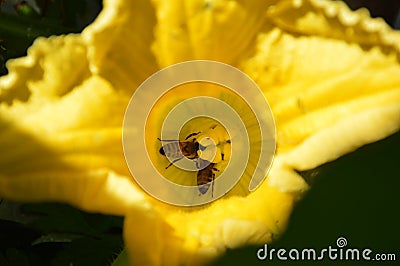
83,0 -> 159,90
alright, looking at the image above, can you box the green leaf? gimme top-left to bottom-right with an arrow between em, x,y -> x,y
52,236 -> 123,266
111,249 -> 130,266
0,248 -> 30,266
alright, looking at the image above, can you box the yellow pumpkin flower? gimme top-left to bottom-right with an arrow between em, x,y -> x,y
1,0 -> 400,265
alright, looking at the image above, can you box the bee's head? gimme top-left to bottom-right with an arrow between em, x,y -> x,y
159,147 -> 165,155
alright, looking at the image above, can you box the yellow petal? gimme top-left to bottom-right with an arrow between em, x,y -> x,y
82,0 -> 159,91
0,35 -> 90,103
240,0 -> 400,158
124,205 -> 182,266
152,0 -> 274,67
0,57 -> 142,214
0,170 -> 145,216
266,0 -> 400,50
284,104 -> 400,171
124,182 -> 297,265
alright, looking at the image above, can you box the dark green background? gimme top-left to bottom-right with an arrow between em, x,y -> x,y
215,131 -> 400,265
1,1 -> 399,265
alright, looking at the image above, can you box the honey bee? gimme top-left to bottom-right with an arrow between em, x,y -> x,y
158,131 -> 227,197
158,132 -> 202,169
196,159 -> 219,196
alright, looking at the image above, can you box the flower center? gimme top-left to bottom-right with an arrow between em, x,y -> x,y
124,61 -> 276,206
179,117 -> 231,164
144,81 -> 266,196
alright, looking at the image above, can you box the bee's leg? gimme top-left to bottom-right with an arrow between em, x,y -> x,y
196,159 -> 211,170
211,173 -> 215,198
184,132 -> 201,140
211,168 -> 219,197
165,156 -> 184,169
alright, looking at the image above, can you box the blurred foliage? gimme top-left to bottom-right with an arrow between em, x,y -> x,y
0,202 -> 124,266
